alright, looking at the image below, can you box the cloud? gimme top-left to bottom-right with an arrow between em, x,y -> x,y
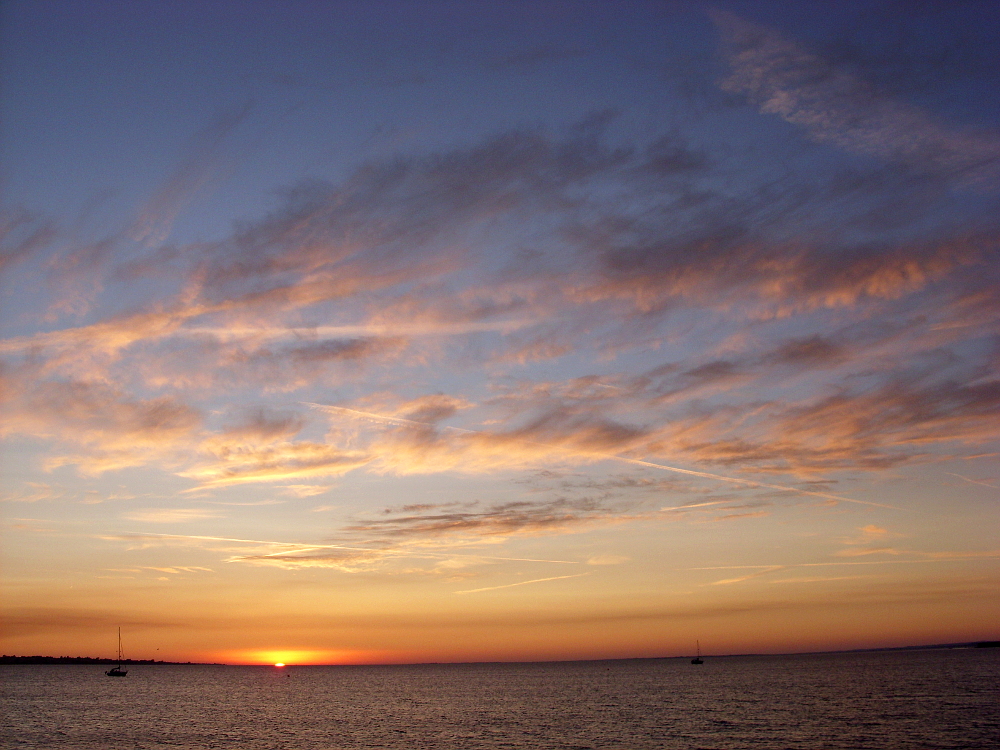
280,484 -> 332,498
137,565 -> 212,575
858,524 -> 889,537
586,230 -> 982,320
1,52 -> 997,507
229,546 -> 393,573
392,394 -> 473,424
763,335 -> 847,366
199,335 -> 411,392
834,546 -> 902,557
776,377 -> 1000,458
0,608 -> 193,637
130,103 -> 251,246
0,482 -> 66,503
714,10 -> 1000,186
224,546 -> 582,573
7,571 -> 994,641
586,554 -> 629,566
179,442 -> 371,488
840,524 -> 900,546
342,497 -> 639,543
7,115 -> 993,362
0,209 -> 57,272
709,510 -> 770,522
216,408 -> 305,443
608,365 -> 1000,478
111,530 -> 583,576
123,508 -> 223,523
312,399 -> 905,507
0,371 -> 202,475
315,401 -> 643,477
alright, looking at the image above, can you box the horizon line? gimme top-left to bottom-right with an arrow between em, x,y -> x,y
5,640 -> 997,667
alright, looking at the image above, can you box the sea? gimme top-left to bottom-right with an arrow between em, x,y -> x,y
2,649 -> 998,750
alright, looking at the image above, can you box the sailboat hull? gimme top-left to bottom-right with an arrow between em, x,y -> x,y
105,628 -> 127,676
691,640 -> 704,664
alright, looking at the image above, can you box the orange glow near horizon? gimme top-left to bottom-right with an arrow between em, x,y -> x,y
222,649 -> 393,666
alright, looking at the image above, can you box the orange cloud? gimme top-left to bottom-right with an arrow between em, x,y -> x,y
179,442 -> 371,488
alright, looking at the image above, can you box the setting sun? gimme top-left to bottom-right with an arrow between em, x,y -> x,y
223,649 -> 385,666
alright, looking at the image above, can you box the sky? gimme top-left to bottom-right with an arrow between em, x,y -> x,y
1,0 -> 998,665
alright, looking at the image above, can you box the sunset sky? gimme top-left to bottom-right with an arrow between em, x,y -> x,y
2,0 -> 998,665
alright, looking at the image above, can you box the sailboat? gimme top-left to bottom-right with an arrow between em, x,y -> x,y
691,640 -> 704,665
105,628 -> 128,677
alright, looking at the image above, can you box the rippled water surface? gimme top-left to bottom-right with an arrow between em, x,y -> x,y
3,649 -> 998,749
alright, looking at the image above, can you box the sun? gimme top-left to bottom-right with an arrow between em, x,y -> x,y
223,648 -> 382,665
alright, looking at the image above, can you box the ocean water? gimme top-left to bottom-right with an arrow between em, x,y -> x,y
2,649 -> 997,749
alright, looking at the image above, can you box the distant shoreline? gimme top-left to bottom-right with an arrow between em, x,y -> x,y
2,641 -> 996,666
0,656 -> 223,665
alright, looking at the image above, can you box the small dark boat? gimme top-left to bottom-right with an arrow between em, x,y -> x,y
691,640 -> 704,665
105,628 -> 128,677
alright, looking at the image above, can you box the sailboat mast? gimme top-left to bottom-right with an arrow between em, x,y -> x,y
691,639 -> 704,664
105,627 -> 128,676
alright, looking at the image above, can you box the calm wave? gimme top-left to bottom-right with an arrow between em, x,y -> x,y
2,649 -> 997,749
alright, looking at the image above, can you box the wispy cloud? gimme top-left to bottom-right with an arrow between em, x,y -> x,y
839,524 -> 903,546
110,531 -> 583,575
279,484 -> 332,497
179,442 -> 371,488
4,108 -> 995,487
341,497 -> 639,543
714,10 -> 1000,186
130,103 -> 251,246
123,508 -> 224,523
0,209 -> 56,273
587,554 -> 629,566
0,482 -> 67,503
313,402 -> 902,507
834,546 -> 902,557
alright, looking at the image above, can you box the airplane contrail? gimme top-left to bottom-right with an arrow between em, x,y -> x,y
609,455 -> 900,510
944,472 -> 998,489
684,556 -> 999,571
455,573 -> 591,594
661,500 -> 733,510
307,404 -> 432,429
306,402 -> 901,510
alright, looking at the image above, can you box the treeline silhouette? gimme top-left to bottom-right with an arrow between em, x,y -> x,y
1,655 -> 216,665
